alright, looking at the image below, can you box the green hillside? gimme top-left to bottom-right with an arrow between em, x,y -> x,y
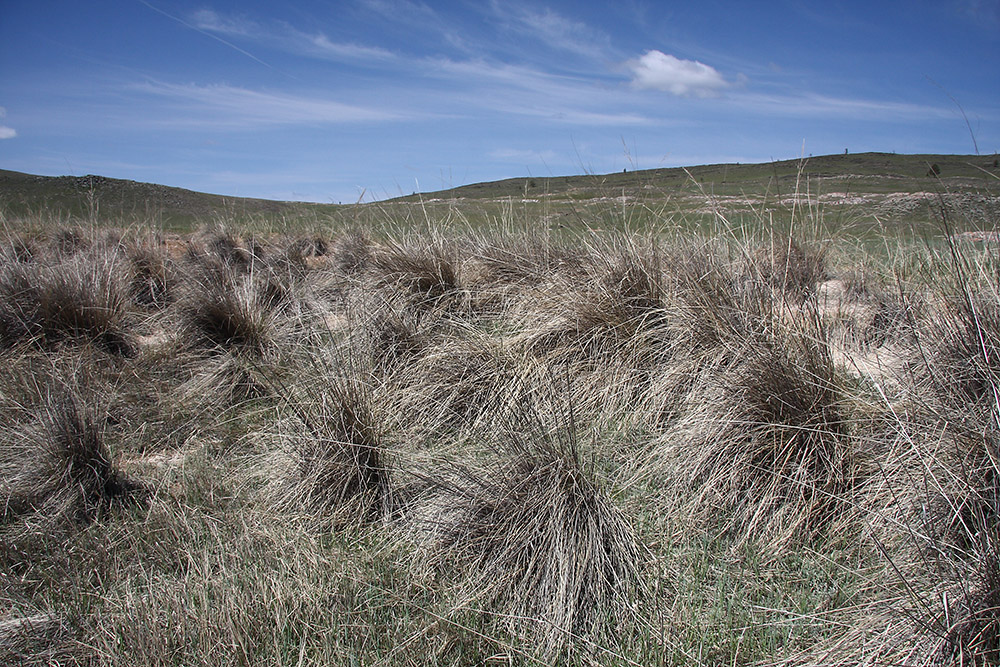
2,152 -> 998,236
0,169 -> 340,231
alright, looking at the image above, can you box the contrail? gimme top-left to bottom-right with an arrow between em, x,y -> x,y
136,0 -> 287,76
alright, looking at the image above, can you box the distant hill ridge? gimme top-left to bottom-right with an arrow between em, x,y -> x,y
0,168 -> 336,229
388,152 -> 997,202
1,152 -> 997,229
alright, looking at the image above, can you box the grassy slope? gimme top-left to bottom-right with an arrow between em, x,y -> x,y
3,153 -> 998,237
378,152 -> 1000,239
0,169 -> 341,232
391,152 -> 998,201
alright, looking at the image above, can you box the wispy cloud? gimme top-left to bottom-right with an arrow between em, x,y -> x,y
491,2 -> 612,59
0,107 -> 15,139
138,1 -> 277,72
130,81 -> 409,128
424,57 -> 651,125
359,0 -> 473,53
626,50 -> 729,97
191,8 -> 396,63
190,8 -> 257,36
734,91 -> 956,120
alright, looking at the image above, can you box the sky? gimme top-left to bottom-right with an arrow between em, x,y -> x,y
1,0 -> 998,204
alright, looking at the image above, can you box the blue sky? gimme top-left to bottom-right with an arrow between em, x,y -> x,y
1,1 -> 998,203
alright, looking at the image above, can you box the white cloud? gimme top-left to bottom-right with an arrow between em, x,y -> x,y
0,107 -> 14,139
626,50 -> 729,97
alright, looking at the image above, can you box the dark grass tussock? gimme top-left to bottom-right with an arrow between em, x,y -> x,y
176,259 -> 299,356
126,240 -> 174,308
370,240 -> 463,315
273,377 -> 391,531
50,227 -> 90,257
514,241 -> 852,539
329,229 -> 371,274
406,414 -> 642,661
657,282 -> 858,542
366,307 -> 425,371
517,245 -> 670,362
1,391 -> 145,526
0,242 -> 136,356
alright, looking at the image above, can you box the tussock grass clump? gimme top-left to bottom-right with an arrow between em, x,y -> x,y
49,227 -> 90,257
387,336 -> 526,435
126,240 -> 174,308
365,307 -> 425,371
178,271 -> 276,354
660,240 -> 767,354
370,239 -> 463,313
517,245 -> 670,362
924,291 -> 1000,417
0,249 -> 41,347
748,236 -> 827,298
176,261 -> 299,356
939,544 -> 1000,665
465,233 -> 587,288
902,250 -> 1000,547
1,391 -> 145,526
269,377 -> 390,531
329,229 -> 371,274
285,233 -> 328,260
660,313 -> 857,543
407,420 -> 642,661
190,227 -> 264,271
0,245 -> 136,356
174,259 -> 310,403
462,234 -> 588,315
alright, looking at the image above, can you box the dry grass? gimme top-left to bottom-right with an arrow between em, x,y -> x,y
0,241 -> 136,355
3,213 -> 1000,666
654,305 -> 858,545
268,373 -> 391,531
404,414 -> 642,662
1,388 -> 145,527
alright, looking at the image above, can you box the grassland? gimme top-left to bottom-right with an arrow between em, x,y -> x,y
4,152 -> 999,235
0,154 -> 999,665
